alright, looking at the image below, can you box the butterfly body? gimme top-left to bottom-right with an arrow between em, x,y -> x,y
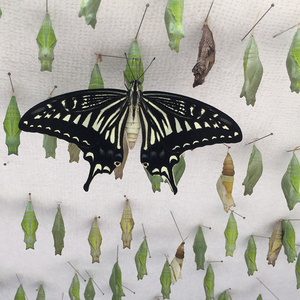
19,80 -> 242,194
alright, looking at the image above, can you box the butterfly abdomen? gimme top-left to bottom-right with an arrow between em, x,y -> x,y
125,108 -> 141,149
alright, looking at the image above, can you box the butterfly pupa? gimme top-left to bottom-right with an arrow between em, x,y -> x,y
192,1 -> 215,87
3,94 -> 21,155
242,144 -> 263,195
281,153 -> 300,210
36,284 -> 45,300
240,35 -> 263,106
286,28 -> 300,93
135,238 -> 148,280
256,294 -> 263,300
84,278 -> 96,300
282,220 -> 297,263
36,12 -> 57,72
43,134 -> 57,158
164,0 -> 185,52
0,8 -> 2,18
160,258 -> 172,299
14,284 -> 25,300
88,217 -> 102,263
216,152 -> 236,212
170,242 -> 185,284
78,0 -> 101,29
192,226 -> 207,270
218,290 -> 232,300
109,261 -> 125,300
120,198 -> 134,249
21,197 -> 39,250
295,253 -> 300,289
52,204 -> 65,255
244,235 -> 258,276
267,220 -> 283,267
224,212 -> 238,256
69,273 -> 80,300
203,264 -> 214,300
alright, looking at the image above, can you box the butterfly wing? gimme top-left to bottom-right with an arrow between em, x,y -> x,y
19,89 -> 129,191
140,91 -> 242,194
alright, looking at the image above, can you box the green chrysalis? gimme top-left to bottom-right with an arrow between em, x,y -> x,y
135,238 -> 148,280
124,41 -> 144,90
52,204 -> 65,255
109,261 -> 125,300
14,285 -> 25,300
242,145 -> 263,195
295,252 -> 300,289
282,220 -> 297,263
281,153 -> 300,210
244,235 -> 257,276
224,212 -> 238,257
21,199 -> 39,250
36,13 -> 57,72
36,284 -> 45,300
286,28 -> 300,93
164,0 -> 185,52
89,61 -> 104,89
0,8 -> 2,18
3,95 -> 21,155
257,295 -> 263,300
88,217 -> 102,263
218,290 -> 232,300
120,199 -> 134,249
192,226 -> 207,270
160,258 -> 172,299
240,35 -> 263,106
145,168 -> 164,192
84,278 -> 96,300
69,273 -> 80,300
203,264 -> 214,300
78,0 -> 101,29
43,134 -> 57,158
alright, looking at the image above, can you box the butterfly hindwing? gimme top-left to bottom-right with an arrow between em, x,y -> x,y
139,91 -> 242,193
19,89 -> 129,191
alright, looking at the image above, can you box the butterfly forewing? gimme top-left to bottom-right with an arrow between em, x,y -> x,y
19,89 -> 129,191
139,91 -> 242,193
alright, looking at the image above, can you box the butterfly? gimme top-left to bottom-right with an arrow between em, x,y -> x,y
19,80 -> 242,194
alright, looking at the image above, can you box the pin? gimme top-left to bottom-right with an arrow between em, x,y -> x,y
8,72 -> 15,93
62,292 -> 64,300
94,53 -> 126,60
142,223 -> 151,258
229,209 -> 246,219
49,85 -> 57,98
287,146 -> 300,153
170,211 -> 184,242
204,0 -> 214,24
85,270 -> 104,295
246,133 -> 273,145
252,235 -> 269,240
206,260 -> 223,263
67,261 -> 86,281
135,4 -> 150,40
241,4 -> 275,41
122,285 -> 135,294
46,0 -> 48,13
257,278 -> 280,300
273,23 -> 300,38
199,224 -> 212,230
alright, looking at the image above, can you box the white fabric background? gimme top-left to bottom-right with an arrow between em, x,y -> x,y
0,0 -> 300,299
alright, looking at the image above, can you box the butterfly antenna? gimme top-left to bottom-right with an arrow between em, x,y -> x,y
138,57 -> 156,81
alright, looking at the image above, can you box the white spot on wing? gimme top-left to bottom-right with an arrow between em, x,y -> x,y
175,118 -> 183,133
73,115 -> 81,124
185,121 -> 192,131
194,122 -> 202,129
34,115 -> 42,120
82,112 -> 92,128
63,114 -> 71,122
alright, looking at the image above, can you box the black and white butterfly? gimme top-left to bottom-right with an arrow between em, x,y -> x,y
19,80 -> 242,194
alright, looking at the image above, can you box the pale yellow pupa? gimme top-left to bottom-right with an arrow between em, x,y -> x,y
170,242 -> 185,284
216,152 -> 236,212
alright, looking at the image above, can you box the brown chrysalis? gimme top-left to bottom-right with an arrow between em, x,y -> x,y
192,1 -> 215,87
